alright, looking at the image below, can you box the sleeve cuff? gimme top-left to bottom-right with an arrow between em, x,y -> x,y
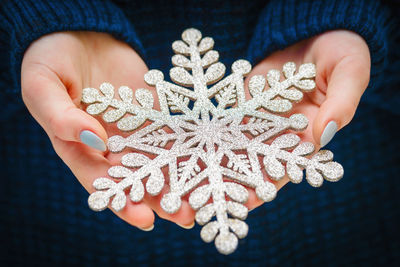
0,0 -> 146,95
246,0 -> 396,92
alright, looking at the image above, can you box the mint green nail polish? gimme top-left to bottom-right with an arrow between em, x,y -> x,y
320,121 -> 338,147
80,130 -> 107,151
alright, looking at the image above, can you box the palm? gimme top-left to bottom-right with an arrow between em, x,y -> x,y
22,32 -> 196,228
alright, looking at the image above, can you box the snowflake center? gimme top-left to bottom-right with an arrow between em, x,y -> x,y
196,118 -> 229,144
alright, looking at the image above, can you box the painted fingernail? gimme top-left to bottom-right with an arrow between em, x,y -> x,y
176,222 -> 195,229
79,130 -> 107,151
320,121 -> 338,147
139,224 -> 154,231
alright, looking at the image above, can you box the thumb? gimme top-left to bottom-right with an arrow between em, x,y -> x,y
22,68 -> 108,151
313,55 -> 370,147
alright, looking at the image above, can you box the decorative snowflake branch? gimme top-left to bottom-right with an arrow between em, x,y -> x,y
81,28 -> 344,255
258,133 -> 343,186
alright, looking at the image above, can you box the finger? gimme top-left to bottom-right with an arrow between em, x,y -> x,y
313,54 -> 370,147
50,136 -> 156,230
105,133 -> 196,228
22,66 -> 108,151
143,186 -> 196,229
246,176 -> 290,211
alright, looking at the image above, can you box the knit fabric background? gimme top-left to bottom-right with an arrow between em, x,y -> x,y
0,0 -> 399,266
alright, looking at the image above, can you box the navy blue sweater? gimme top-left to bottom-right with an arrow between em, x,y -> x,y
0,0 -> 399,265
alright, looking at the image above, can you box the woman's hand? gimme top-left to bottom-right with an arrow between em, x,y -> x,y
245,30 -> 370,209
21,32 -> 196,231
21,29 -> 370,229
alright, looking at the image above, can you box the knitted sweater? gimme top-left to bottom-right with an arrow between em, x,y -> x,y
0,0 -> 399,265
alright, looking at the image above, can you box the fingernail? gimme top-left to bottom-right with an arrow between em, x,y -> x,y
320,121 -> 338,147
139,224 -> 154,231
79,130 -> 107,151
176,222 -> 195,229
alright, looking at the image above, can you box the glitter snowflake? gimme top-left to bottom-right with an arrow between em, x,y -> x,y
82,28 -> 344,255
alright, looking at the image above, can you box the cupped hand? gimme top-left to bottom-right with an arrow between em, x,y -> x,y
245,30 -> 370,210
21,30 -> 370,230
21,32 -> 196,230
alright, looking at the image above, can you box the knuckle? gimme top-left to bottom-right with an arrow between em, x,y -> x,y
342,99 -> 358,125
21,63 -> 55,102
343,55 -> 370,83
48,106 -> 76,137
336,55 -> 371,92
21,75 -> 44,102
48,112 -> 65,135
352,58 -> 370,81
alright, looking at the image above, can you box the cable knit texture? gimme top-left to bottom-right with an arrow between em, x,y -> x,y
0,0 -> 399,265
0,0 -> 145,119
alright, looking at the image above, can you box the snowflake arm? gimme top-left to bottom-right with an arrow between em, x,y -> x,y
81,28 -> 344,255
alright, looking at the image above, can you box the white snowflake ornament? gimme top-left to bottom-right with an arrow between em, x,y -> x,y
82,28 -> 344,255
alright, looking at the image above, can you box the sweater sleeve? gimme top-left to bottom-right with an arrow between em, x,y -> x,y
247,0 -> 399,114
0,0 -> 146,119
